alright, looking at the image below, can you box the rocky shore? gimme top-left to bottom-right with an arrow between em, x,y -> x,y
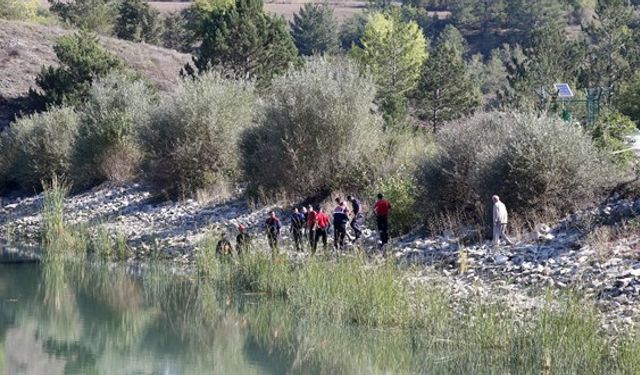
1,182 -> 639,331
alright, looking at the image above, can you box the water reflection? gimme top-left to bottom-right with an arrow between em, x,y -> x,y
0,262 -> 437,375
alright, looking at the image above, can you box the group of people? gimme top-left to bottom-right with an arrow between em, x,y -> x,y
216,193 -> 515,256
216,193 -> 393,256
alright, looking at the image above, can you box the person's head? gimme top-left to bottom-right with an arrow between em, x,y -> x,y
302,207 -> 308,213
269,210 -> 276,218
340,201 -> 346,208
238,224 -> 245,233
293,207 -> 299,213
320,207 -> 325,213
377,193 -> 383,200
335,197 -> 341,205
308,204 -> 314,212
492,195 -> 500,203
347,195 -> 353,201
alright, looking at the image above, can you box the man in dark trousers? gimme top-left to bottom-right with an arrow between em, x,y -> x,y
265,211 -> 281,253
333,202 -> 349,250
236,224 -> 251,255
307,205 -> 317,250
314,208 -> 330,254
346,195 -> 362,241
373,193 -> 391,248
290,207 -> 305,252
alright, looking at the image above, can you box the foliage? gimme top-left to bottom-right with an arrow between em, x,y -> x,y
368,170 -> 421,236
339,13 -> 368,50
73,72 -> 155,187
415,25 -> 482,132
161,10 -> 197,53
240,58 -> 384,198
590,110 -> 636,165
142,72 -> 257,196
115,0 -> 162,44
189,0 -> 299,82
578,0 -> 634,104
350,11 -> 427,123
0,107 -> 79,191
290,3 -> 339,56
32,31 -> 125,108
417,112 -> 619,228
468,48 -> 509,109
616,72 -> 640,126
0,0 -> 40,21
450,0 -> 507,37
49,0 -> 119,34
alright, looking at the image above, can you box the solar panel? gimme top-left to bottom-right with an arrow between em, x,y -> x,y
554,83 -> 574,98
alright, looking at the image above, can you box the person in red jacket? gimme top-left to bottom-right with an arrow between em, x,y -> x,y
314,208 -> 330,254
373,193 -> 391,248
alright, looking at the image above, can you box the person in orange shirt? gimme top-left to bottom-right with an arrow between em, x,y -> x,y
373,193 -> 391,248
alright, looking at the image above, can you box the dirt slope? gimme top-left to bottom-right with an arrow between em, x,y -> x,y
0,20 -> 191,129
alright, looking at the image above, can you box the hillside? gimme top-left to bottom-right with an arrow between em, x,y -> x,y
0,20 -> 191,129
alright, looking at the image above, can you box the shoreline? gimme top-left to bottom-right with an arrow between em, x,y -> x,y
1,181 -> 640,333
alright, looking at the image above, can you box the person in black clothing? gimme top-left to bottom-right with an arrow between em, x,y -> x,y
346,195 -> 362,241
265,211 -> 281,252
216,233 -> 233,256
290,207 -> 305,252
332,202 -> 349,250
236,224 -> 251,255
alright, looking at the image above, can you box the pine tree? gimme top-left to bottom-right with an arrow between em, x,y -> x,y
290,3 -> 339,56
115,0 -> 161,44
350,10 -> 427,122
415,26 -> 482,132
31,31 -> 125,107
191,0 -> 299,81
578,0 -> 634,103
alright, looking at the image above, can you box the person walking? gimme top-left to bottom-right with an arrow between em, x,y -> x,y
373,193 -> 391,248
236,224 -> 251,255
290,207 -> 305,252
492,195 -> 514,246
307,205 -> 317,250
265,211 -> 281,253
346,195 -> 362,241
314,208 -> 330,253
333,202 -> 349,250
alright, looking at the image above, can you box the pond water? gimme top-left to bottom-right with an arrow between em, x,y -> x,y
0,261 -> 438,375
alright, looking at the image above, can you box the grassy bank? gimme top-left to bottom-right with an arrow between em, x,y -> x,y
195,244 -> 640,373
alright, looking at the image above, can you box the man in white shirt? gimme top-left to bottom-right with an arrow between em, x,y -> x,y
492,195 -> 514,246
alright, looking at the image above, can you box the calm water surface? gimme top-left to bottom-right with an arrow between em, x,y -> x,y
0,262 -> 433,375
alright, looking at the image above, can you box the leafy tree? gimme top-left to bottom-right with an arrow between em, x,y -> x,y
350,11 -> 427,123
31,31 -> 125,108
339,13 -> 368,50
468,48 -> 509,108
506,0 -> 568,46
290,3 -> 339,56
590,110 -> 636,165
415,25 -> 482,132
115,0 -> 162,44
578,0 -> 634,104
49,0 -> 118,34
189,0 -> 299,82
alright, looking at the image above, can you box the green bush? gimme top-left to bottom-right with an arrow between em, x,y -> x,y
142,72 -> 257,196
161,10 -> 197,53
0,107 -> 79,191
32,31 -> 125,108
591,110 -> 636,166
240,58 -> 384,198
49,0 -> 118,34
73,72 -> 155,187
417,112 -> 620,228
616,72 -> 640,127
368,169 -> 421,236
